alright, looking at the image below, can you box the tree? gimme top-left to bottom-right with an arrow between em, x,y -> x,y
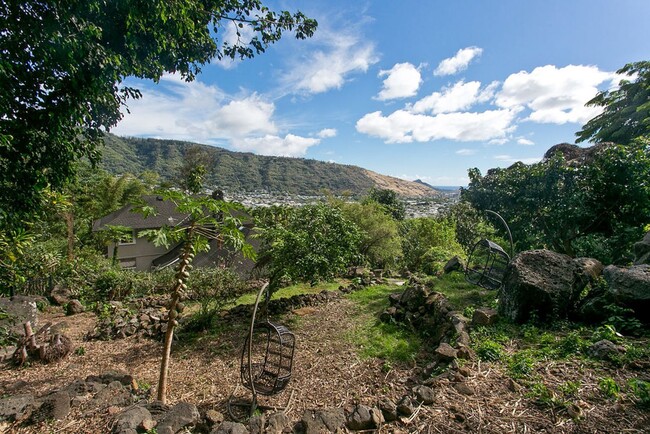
259,203 -> 361,289
339,201 -> 402,269
576,61 -> 650,144
462,139 -> 650,264
138,190 -> 252,403
176,146 -> 214,194
0,1 -> 317,228
399,217 -> 464,274
364,188 -> 406,220
96,225 -> 133,266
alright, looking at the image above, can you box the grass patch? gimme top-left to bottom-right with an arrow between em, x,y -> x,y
235,280 -> 348,306
346,284 -> 421,364
428,272 -> 497,311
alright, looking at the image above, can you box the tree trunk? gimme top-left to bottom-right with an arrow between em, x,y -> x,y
65,211 -> 75,261
156,242 -> 193,404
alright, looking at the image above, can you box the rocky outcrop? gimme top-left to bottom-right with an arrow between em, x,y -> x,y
603,264 -> 650,322
499,250 -> 589,323
0,295 -> 40,337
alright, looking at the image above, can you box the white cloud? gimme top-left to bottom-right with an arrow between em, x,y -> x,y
456,148 -> 476,156
495,64 -> 616,124
232,134 -> 320,157
494,155 -> 541,165
317,128 -> 337,138
214,95 -> 277,137
114,77 -> 324,158
282,31 -> 379,94
376,63 -> 422,100
517,138 -> 535,145
114,75 -> 229,141
409,80 -> 498,114
434,46 -> 483,76
356,108 -> 518,144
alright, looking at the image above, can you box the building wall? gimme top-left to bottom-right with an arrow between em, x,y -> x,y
108,236 -> 171,271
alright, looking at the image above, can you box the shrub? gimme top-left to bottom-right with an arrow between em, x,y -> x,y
599,377 -> 620,400
183,268 -> 247,331
400,217 -> 464,275
476,339 -> 504,362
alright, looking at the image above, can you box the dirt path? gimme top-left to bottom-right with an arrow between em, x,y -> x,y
1,299 -> 649,433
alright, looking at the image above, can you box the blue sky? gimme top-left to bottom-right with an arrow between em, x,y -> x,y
113,0 -> 650,186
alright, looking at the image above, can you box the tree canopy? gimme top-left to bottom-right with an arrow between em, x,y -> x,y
0,0 -> 316,227
462,139 -> 650,264
576,61 -> 650,145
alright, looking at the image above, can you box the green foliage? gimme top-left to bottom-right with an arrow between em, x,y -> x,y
339,201 -> 402,269
346,285 -> 421,363
628,379 -> 650,408
603,305 -> 644,336
598,377 -> 620,400
259,203 -> 361,289
526,382 -> 567,409
400,217 -> 465,274
0,1 -> 316,228
555,330 -> 588,358
576,61 -> 650,145
591,325 -> 622,344
462,140 -> 650,264
364,188 -> 406,220
475,339 -> 504,362
0,228 -> 36,295
183,268 -> 247,331
508,350 -> 537,379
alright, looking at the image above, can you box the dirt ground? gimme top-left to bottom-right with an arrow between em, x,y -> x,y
1,297 -> 649,433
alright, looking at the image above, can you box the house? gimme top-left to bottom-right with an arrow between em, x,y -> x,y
92,195 -> 259,275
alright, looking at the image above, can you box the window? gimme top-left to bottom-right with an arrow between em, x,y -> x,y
117,229 -> 136,246
119,257 -> 137,269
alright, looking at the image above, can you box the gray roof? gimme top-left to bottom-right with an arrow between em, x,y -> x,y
92,195 -> 190,231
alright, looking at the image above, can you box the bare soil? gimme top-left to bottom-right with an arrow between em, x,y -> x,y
1,297 -> 649,433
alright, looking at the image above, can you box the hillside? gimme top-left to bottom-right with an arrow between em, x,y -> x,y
100,135 -> 440,198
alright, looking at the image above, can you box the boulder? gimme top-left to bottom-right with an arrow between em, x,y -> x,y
31,391 -> 71,423
472,308 -> 498,326
378,397 -> 398,422
0,295 -> 39,337
65,299 -> 85,315
588,339 -> 627,360
633,232 -> 650,265
113,406 -> 154,434
443,256 -> 464,274
156,402 -> 201,434
413,385 -> 435,405
399,284 -> 429,312
299,408 -> 346,434
0,394 -> 35,422
603,265 -> 650,322
574,257 -> 604,284
346,404 -> 380,430
50,285 -> 72,306
499,250 -> 586,323
211,421 -> 249,434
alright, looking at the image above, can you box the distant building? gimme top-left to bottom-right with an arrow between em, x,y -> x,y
92,195 -> 258,276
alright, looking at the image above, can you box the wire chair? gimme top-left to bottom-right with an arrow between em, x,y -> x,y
228,282 -> 295,420
465,210 -> 514,290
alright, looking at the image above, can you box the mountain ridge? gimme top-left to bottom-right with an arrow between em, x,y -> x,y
100,135 -> 441,198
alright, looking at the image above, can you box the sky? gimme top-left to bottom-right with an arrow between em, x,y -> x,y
112,0 -> 650,187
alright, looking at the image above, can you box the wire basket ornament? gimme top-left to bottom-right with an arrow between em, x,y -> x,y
228,282 -> 295,420
464,210 -> 513,290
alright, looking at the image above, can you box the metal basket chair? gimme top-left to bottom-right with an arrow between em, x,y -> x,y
228,282 -> 295,420
464,210 -> 513,290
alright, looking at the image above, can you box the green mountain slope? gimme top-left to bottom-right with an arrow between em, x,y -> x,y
100,135 -> 440,197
